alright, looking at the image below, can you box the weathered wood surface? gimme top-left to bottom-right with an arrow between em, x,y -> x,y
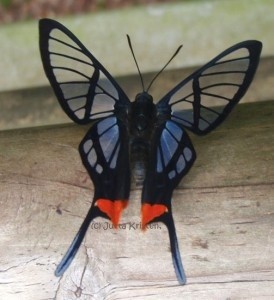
0,97 -> 273,299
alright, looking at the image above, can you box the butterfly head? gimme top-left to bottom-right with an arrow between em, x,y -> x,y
135,91 -> 153,103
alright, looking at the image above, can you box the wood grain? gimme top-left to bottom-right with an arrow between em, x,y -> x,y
0,98 -> 273,299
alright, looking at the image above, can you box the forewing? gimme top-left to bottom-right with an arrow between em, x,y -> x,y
39,18 -> 130,124
157,40 -> 262,134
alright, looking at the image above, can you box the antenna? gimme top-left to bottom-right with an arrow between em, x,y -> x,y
146,44 -> 183,92
127,35 -> 183,93
127,34 -> 145,92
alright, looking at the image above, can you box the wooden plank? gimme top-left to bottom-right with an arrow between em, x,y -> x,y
0,56 -> 273,130
0,99 -> 273,299
1,0 -> 273,93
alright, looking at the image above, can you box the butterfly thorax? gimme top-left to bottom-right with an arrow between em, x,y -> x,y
129,92 -> 156,135
129,92 -> 157,185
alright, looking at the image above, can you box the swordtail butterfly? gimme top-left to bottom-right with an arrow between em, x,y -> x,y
39,18 -> 262,284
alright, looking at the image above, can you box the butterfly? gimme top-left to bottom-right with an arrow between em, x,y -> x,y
39,18 -> 262,284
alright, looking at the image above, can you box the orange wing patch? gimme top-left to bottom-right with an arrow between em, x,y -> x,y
141,203 -> 168,230
96,199 -> 128,228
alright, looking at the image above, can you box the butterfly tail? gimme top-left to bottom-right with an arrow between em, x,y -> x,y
164,212 -> 187,285
55,205 -> 99,276
141,206 -> 187,285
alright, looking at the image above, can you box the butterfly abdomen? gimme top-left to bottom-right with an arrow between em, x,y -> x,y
130,137 -> 149,185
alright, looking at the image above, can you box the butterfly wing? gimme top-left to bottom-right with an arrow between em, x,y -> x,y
39,19 -> 131,276
55,116 -> 130,276
141,120 -> 196,284
150,41 -> 262,283
39,18 -> 130,124
79,116 -> 130,221
157,40 -> 262,134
